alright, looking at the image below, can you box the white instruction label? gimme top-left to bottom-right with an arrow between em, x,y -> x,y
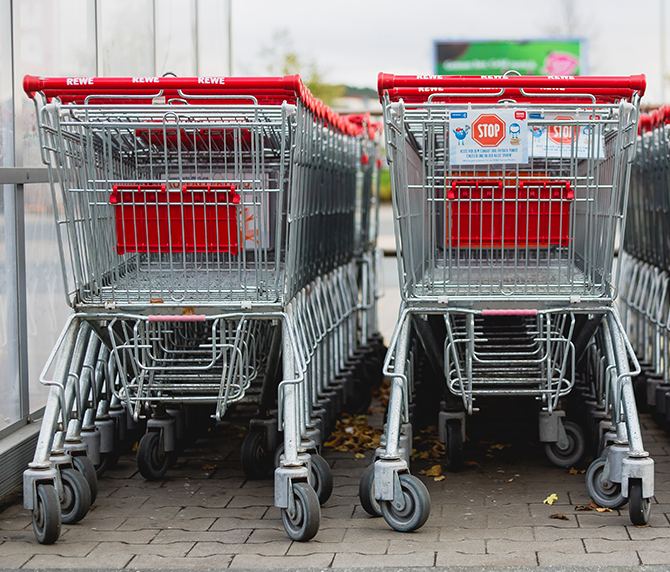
449,109 -> 528,165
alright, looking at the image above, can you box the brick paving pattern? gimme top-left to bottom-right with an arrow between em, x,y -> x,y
0,409 -> 668,569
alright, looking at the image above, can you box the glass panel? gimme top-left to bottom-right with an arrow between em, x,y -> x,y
155,0 -> 196,76
0,0 -> 18,428
19,0 -> 94,415
100,0 -> 154,76
196,0 -> 229,76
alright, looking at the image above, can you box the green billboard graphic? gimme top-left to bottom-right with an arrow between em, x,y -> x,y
435,40 -> 585,76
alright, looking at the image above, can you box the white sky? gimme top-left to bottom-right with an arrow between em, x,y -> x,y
229,0 -> 668,104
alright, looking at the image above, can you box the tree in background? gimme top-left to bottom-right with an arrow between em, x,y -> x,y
259,30 -> 345,106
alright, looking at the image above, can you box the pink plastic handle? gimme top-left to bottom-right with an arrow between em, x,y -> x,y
481,309 -> 538,317
148,314 -> 206,322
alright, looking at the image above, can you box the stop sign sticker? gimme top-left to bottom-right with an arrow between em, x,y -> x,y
471,114 -> 506,147
548,116 -> 578,145
449,108 -> 528,165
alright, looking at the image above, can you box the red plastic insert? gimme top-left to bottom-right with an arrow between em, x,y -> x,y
110,183 -> 241,255
447,180 -> 573,248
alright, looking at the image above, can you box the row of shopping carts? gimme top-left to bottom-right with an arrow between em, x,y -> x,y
22,70 -> 655,544
21,74 -> 384,544
620,106 -> 670,438
362,72 -> 654,530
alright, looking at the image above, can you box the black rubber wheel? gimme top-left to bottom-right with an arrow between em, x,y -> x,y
310,453 -> 333,505
544,421 -> 586,468
241,431 -> 273,480
72,455 -> 98,505
585,457 -> 626,509
60,468 -> 92,524
281,482 -> 321,542
137,432 -> 169,480
33,483 -> 61,544
628,478 -> 651,525
359,463 -> 382,517
380,474 -> 431,532
95,451 -> 120,478
444,420 -> 464,472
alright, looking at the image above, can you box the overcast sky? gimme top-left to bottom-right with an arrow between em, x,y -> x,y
229,0 -> 667,104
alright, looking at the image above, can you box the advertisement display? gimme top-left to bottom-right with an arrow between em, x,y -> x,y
449,109 -> 528,165
435,40 -> 585,77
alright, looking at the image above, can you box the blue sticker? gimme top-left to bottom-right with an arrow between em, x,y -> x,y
451,112 -> 468,119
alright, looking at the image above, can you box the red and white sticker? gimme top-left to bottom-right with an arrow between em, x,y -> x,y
449,109 -> 528,166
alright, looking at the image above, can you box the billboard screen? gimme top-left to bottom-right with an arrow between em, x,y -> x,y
435,40 -> 585,76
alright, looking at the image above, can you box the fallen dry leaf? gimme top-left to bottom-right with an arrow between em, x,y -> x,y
569,467 -> 579,475
463,461 -> 479,467
354,453 -> 365,460
202,464 -> 217,471
324,414 -> 382,454
424,465 -> 442,477
574,504 -> 593,512
596,507 -> 612,513
543,493 -> 558,505
434,475 -> 446,482
636,524 -> 651,528
549,513 -> 571,521
182,307 -> 195,315
489,443 -> 512,451
508,478 -> 514,482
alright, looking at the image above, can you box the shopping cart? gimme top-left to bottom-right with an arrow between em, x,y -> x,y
620,107 -> 670,434
363,72 -> 653,532
22,74 -> 380,544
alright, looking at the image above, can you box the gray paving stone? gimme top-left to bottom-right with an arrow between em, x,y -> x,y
487,538 -> 585,555
387,538 -> 485,555
87,540 -> 195,557
435,552 -> 538,566
0,539 -> 99,557
190,539 -> 291,557
638,550 -> 670,565
332,551 -> 435,568
585,537 -> 670,553
0,552 -> 32,568
534,524 -> 630,541
22,553 -> 134,569
231,553 -> 334,568
287,539 -> 389,555
538,550 -> 641,566
152,529 -> 252,544
438,525 -> 534,541
128,553 -> 233,569
179,506 -> 266,520
52,528 -> 159,544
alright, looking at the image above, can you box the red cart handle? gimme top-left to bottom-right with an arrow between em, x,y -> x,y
378,73 -> 647,103
23,74 -> 363,137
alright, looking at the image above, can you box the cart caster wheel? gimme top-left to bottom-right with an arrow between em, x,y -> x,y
444,420 -> 464,472
95,451 -> 120,478
72,455 -> 98,505
310,453 -> 333,505
628,478 -> 651,525
359,463 -> 382,517
544,421 -> 586,468
241,431 -> 273,480
60,468 -> 92,524
585,457 -> 626,509
380,474 -> 431,532
33,483 -> 61,544
281,482 -> 320,542
137,432 -> 169,480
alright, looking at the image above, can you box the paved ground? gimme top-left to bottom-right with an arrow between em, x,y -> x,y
1,402 -> 670,570
3,208 -> 670,570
